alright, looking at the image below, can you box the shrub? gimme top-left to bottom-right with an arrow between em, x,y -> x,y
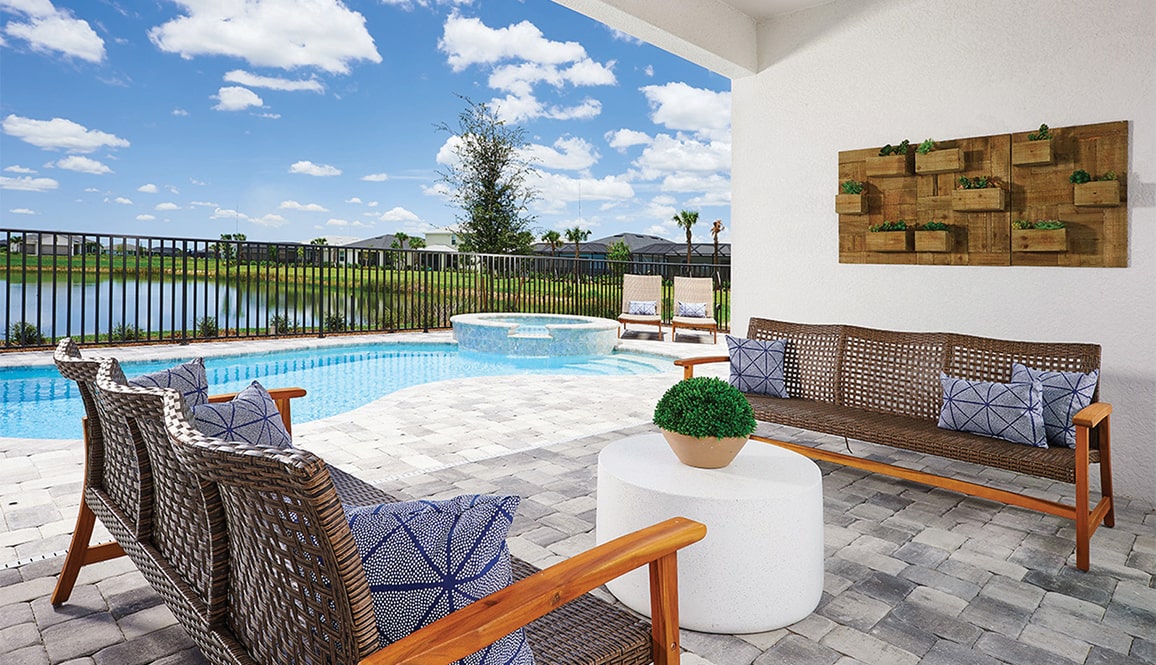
196,316 -> 219,337
653,377 -> 757,439
7,321 -> 44,346
324,313 -> 347,332
110,324 -> 144,341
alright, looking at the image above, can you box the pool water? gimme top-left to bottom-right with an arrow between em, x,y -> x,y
0,343 -> 670,440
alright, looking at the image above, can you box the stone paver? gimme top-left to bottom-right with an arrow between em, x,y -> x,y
2,333 -> 1154,665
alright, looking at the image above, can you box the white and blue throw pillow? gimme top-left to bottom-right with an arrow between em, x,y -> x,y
726,335 -> 789,398
938,373 -> 1046,448
676,301 -> 709,318
627,300 -> 658,316
192,380 -> 292,448
346,495 -> 534,665
1011,363 -> 1099,448
129,358 -> 209,407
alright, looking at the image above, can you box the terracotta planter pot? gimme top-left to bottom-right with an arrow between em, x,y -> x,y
660,429 -> 749,469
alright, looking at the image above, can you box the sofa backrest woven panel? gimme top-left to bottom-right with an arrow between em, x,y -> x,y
747,318 -> 1102,422
161,390 -> 380,665
55,340 -> 150,539
95,360 -> 215,618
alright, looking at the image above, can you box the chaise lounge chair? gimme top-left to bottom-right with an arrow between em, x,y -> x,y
669,276 -> 718,343
617,273 -> 664,339
53,338 -> 705,664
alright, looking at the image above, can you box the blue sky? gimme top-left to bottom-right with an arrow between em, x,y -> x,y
0,0 -> 732,246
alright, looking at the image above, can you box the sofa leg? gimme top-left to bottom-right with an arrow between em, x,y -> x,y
1098,419 -> 1115,528
1074,427 -> 1092,571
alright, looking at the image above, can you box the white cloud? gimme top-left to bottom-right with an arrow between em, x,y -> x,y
213,86 -> 264,111
435,135 -> 462,167
380,206 -> 420,222
290,160 -> 341,176
440,13 -> 585,71
605,129 -> 652,151
422,182 -> 452,198
2,114 -> 129,152
380,0 -> 473,8
149,0 -> 381,74
166,184 -> 180,194
523,136 -> 598,171
53,155 -> 112,174
188,200 -> 217,207
137,183 -> 158,193
325,217 -> 372,228
1,0 -> 105,62
644,65 -> 654,77
4,165 -> 37,173
136,214 -> 156,221
361,173 -> 389,182
641,82 -> 731,140
345,197 -> 363,204
112,196 -> 133,204
492,94 -> 600,123
367,201 -> 378,207
487,58 -> 614,96
209,206 -> 287,227
189,178 -> 206,186
0,175 -> 59,191
257,112 -> 281,120
172,108 -> 189,116
634,134 -> 730,179
280,200 -> 329,212
9,207 -> 36,214
527,172 -> 634,214
223,69 -> 324,92
155,202 -> 180,211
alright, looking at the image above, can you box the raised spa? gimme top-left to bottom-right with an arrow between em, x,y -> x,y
451,313 -> 619,357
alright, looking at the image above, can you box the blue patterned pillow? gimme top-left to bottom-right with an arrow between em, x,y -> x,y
191,381 -> 292,448
130,358 -> 209,407
346,495 -> 534,665
938,373 -> 1046,448
627,300 -> 657,316
726,335 -> 789,398
1011,363 -> 1099,448
676,301 -> 709,318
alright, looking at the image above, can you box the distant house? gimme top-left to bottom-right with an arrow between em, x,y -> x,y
12,232 -> 83,257
533,232 -> 731,271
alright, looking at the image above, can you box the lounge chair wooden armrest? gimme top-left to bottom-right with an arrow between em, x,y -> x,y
208,386 -> 307,434
364,516 -> 707,665
1073,402 -> 1112,428
673,355 -> 729,379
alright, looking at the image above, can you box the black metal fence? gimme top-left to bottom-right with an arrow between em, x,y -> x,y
1,229 -> 731,349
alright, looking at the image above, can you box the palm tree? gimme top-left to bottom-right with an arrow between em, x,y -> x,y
564,226 -> 590,281
542,229 -> 563,276
673,210 -> 699,265
710,219 -> 724,266
391,232 -> 411,250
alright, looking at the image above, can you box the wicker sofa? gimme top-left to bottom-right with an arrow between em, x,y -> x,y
52,339 -> 705,665
677,318 -> 1114,571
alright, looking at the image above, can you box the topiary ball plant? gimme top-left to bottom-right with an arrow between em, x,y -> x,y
653,377 -> 757,440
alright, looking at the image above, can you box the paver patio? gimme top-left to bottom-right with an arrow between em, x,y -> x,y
1,334 -> 1153,664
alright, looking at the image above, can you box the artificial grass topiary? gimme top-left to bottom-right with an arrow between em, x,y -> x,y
653,377 -> 758,440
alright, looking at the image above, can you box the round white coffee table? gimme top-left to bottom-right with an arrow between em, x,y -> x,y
596,433 -> 824,634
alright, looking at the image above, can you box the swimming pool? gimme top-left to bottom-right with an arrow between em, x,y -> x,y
0,343 -> 671,440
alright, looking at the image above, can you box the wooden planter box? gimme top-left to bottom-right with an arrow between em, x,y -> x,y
835,193 -> 867,215
1012,139 -> 1053,166
915,148 -> 964,174
915,230 -> 953,253
865,154 -> 913,177
1012,228 -> 1067,252
952,188 -> 1007,212
865,231 -> 912,252
1074,180 -> 1120,207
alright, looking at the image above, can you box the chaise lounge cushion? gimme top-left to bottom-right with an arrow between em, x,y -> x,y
191,380 -> 292,448
346,495 -> 534,665
1011,363 -> 1099,449
727,335 -> 789,398
129,358 -> 209,408
938,374 -> 1047,448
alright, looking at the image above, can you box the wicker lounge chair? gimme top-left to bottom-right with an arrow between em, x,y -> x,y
48,338 -> 306,606
55,339 -> 705,664
669,276 -> 718,343
617,273 -> 664,339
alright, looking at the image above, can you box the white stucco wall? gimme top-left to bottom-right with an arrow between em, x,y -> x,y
732,0 -> 1155,503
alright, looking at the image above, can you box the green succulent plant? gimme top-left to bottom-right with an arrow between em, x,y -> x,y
916,138 -> 936,155
1013,219 -> 1066,230
957,175 -> 994,189
653,377 -> 757,439
1069,169 -> 1092,184
879,139 -> 910,156
868,220 -> 908,232
840,180 -> 864,195
1098,170 -> 1118,181
917,221 -> 950,231
1028,124 -> 1052,141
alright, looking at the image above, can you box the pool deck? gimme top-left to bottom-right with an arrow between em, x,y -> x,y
1,331 -> 1154,665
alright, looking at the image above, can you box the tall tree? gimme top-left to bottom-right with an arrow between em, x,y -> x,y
541,230 -> 562,257
564,226 -> 590,281
408,237 -> 427,249
391,232 -> 412,250
710,219 -> 724,267
437,97 -> 538,254
672,210 -> 699,265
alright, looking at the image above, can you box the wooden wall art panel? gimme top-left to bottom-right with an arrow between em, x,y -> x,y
837,121 -> 1128,268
